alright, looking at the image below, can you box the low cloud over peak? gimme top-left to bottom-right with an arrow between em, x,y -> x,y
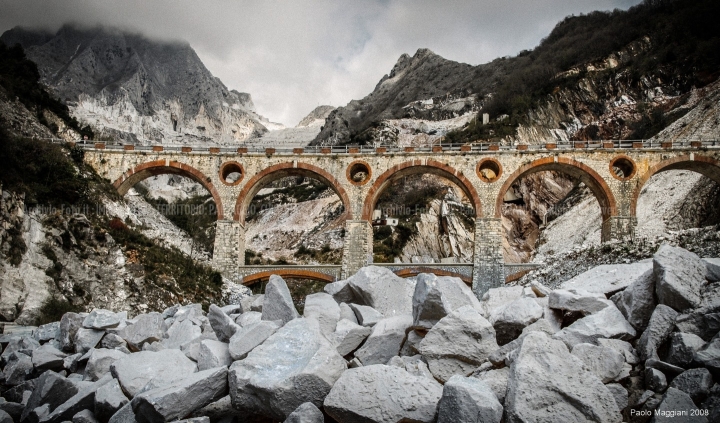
0,0 -> 640,126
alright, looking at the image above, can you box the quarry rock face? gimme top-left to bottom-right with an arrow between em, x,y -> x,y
0,26 -> 272,144
419,305 -> 499,383
653,244 -> 706,312
3,254 -> 720,422
504,332 -> 621,422
323,364 -> 443,423
228,318 -> 346,420
437,375 -> 502,423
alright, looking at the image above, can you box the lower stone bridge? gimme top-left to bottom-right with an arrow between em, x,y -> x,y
80,139 -> 720,295
235,262 -> 540,286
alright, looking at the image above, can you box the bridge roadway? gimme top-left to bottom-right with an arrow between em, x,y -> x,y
78,139 -> 720,296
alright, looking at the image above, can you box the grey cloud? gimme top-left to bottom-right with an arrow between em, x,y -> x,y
0,0 -> 641,126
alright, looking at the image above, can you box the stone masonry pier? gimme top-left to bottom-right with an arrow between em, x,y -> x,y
80,140 -> 720,296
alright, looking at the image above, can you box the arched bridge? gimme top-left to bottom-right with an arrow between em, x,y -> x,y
80,140 -> 720,295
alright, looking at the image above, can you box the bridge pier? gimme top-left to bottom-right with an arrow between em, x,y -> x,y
212,220 -> 245,278
472,218 -> 505,298
82,141 -> 720,289
341,220 -> 373,279
601,216 -> 637,242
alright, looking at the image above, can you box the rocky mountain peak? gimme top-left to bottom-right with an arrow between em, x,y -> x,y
389,48 -> 438,79
0,24 -> 272,144
413,47 -> 436,59
389,53 -> 412,78
312,48 -> 481,146
296,105 -> 335,128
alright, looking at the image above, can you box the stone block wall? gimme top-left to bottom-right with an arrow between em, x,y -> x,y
341,220 -> 373,279
213,220 -> 244,278
83,146 -> 720,290
472,218 -> 504,297
601,216 -> 637,242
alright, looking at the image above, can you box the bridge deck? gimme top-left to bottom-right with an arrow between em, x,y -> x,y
236,263 -> 542,286
69,135 -> 720,295
64,139 -> 720,154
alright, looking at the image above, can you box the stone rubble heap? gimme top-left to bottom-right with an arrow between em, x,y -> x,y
2,245 -> 720,422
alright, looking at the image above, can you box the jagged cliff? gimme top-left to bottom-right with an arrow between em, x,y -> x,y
0,25 -> 277,144
533,80 -> 720,262
398,198 -> 474,263
306,0 -> 720,265
248,105 -> 335,148
0,55 -> 247,324
311,48 -> 501,146
245,193 -> 346,264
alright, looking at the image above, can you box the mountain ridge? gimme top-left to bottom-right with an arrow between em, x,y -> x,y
312,0 -> 720,147
1,24 -> 275,144
311,47 -> 500,145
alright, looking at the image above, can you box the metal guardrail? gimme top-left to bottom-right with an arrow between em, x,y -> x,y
32,137 -> 720,155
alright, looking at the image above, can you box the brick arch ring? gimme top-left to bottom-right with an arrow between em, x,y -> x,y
631,154 -> 720,215
233,162 -> 352,223
393,267 -> 472,285
112,160 -> 224,220
361,159 -> 483,220
241,270 -> 336,286
495,157 -> 617,222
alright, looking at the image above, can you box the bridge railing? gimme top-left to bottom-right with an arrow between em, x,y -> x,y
236,265 -> 343,280
373,262 -> 475,279
27,137 -> 720,154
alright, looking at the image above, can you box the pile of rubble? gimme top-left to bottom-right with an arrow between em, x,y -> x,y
1,245 -> 720,422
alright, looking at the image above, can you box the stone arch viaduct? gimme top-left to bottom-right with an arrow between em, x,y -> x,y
81,140 -> 720,296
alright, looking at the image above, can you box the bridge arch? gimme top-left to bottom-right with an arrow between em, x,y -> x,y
393,268 -> 472,285
362,159 -> 483,220
495,157 -> 617,222
112,160 -> 224,219
241,269 -> 336,286
234,162 -> 352,224
631,154 -> 720,215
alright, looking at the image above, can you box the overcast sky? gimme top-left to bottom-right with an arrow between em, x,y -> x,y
1,0 -> 641,126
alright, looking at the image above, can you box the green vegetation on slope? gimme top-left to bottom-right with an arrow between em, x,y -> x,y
0,126 -> 102,207
0,125 -> 222,323
247,177 -> 329,220
107,217 -> 222,298
293,244 -> 341,264
446,0 -> 720,143
138,188 -> 217,255
373,175 -> 444,263
0,41 -> 92,138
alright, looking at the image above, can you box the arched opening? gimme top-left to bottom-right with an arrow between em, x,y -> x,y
477,158 -> 502,183
634,156 -> 720,240
393,268 -> 472,285
609,156 -> 637,181
236,163 -> 348,267
219,161 -> 244,186
244,272 -> 336,313
234,162 -> 351,223
347,160 -> 372,186
363,161 -> 481,264
242,270 -> 335,286
112,160 -> 221,261
495,158 -> 616,263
